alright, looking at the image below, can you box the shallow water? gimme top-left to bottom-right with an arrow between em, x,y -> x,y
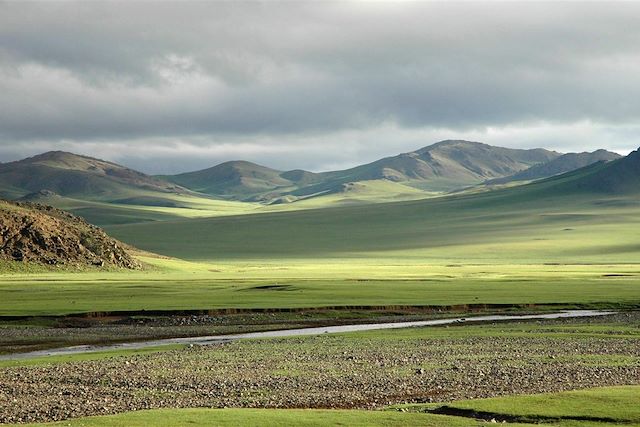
0,310 -> 615,360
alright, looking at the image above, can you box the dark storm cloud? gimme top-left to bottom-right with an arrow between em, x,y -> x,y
1,2 -> 639,172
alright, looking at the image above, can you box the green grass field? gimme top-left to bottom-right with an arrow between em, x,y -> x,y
21,386 -> 640,426
103,180 -> 640,263
2,160 -> 640,425
24,408 -> 468,427
1,258 -> 639,315
418,386 -> 640,424
44,192 -> 262,226
3,182 -> 640,317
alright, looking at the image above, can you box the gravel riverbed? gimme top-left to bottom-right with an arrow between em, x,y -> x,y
1,312 -> 638,424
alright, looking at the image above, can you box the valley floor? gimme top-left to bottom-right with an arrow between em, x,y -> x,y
1,312 -> 638,424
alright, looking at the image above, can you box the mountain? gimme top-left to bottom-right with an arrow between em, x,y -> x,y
543,147 -> 640,195
165,140 -> 562,201
165,160 -> 323,199
0,151 -> 187,200
292,140 -> 561,196
0,142 -> 618,214
0,199 -> 140,269
487,150 -> 621,185
333,140 -> 559,182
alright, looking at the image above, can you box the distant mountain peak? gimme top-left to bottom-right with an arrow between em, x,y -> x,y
21,150 -> 100,162
415,139 -> 488,154
0,151 -> 189,200
487,149 -> 621,185
14,151 -> 126,173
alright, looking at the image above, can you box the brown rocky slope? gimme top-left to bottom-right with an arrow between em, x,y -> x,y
0,199 -> 140,269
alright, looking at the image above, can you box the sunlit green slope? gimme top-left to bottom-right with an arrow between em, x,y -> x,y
106,148 -> 640,263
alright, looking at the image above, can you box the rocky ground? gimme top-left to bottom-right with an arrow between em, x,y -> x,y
0,312 -> 638,424
0,309 -> 477,354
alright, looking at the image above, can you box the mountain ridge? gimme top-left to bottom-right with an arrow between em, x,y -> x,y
487,149 -> 621,185
0,150 -> 189,200
0,141 -> 626,210
164,140 -> 562,200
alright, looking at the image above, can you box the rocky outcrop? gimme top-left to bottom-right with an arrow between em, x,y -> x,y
0,200 -> 140,269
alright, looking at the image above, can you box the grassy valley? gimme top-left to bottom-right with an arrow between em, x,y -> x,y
1,144 -> 638,427
3,4 -> 639,425
106,157 -> 640,264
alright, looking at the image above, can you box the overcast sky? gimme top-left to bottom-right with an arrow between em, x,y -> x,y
1,2 -> 639,174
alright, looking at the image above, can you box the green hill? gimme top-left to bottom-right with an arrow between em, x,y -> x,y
0,144 -> 624,229
165,160 -> 324,200
567,147 -> 640,193
288,140 -> 560,197
328,140 -> 559,184
0,151 -> 187,200
0,152 -> 264,226
487,149 -> 620,185
106,147 -> 640,263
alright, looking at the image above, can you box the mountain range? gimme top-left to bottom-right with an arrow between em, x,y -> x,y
165,140 -> 564,201
0,141 -> 623,216
0,141 -> 638,268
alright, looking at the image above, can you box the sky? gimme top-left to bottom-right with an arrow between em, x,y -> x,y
1,2 -> 640,174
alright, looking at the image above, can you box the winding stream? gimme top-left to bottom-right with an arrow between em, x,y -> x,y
0,310 -> 615,360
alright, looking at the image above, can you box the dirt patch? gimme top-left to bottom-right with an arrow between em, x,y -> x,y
426,405 -> 619,424
248,284 -> 294,291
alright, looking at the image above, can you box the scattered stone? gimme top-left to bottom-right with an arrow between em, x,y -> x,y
1,312 -> 638,424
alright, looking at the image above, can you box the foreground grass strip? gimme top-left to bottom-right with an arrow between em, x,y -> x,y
23,408 -> 471,427
21,386 -> 640,426
404,386 -> 640,424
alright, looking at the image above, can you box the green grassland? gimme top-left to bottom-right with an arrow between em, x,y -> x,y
35,180 -> 436,227
6,166 -> 618,316
104,169 -> 640,263
1,257 -> 639,315
417,386 -> 640,424
36,192 -> 261,226
2,165 -> 640,316
24,408 -> 469,427
262,179 -> 436,208
20,386 -> 640,426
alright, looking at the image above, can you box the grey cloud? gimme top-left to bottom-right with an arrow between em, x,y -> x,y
1,2 -> 640,171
